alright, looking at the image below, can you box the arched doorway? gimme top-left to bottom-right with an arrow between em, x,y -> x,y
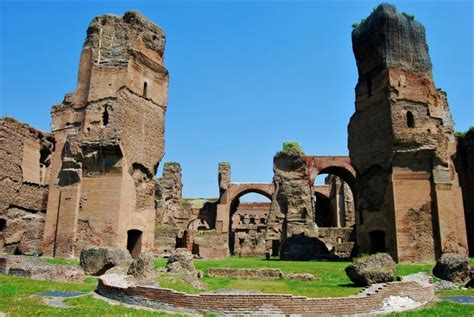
229,191 -> 272,256
314,192 -> 332,227
369,230 -> 386,253
314,166 -> 356,228
127,229 -> 143,258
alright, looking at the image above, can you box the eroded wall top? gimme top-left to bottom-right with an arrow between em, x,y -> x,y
85,11 -> 166,65
352,3 -> 432,76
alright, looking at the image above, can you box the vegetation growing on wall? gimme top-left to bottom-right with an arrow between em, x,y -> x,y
281,141 -> 305,155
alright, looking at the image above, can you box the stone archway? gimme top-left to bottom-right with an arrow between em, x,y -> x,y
227,190 -> 272,255
215,183 -> 274,234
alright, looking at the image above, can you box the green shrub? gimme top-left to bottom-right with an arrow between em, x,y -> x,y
352,18 -> 366,29
281,141 -> 305,155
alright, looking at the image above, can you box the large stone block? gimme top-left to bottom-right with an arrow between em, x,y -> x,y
345,253 -> 396,286
432,253 -> 470,283
80,247 -> 132,276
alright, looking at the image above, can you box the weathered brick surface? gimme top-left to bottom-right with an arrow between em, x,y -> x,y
0,118 -> 53,255
42,11 -> 168,258
97,278 -> 434,315
207,268 -> 282,279
348,4 -> 468,262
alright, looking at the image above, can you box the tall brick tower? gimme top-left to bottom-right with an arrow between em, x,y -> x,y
43,11 -> 169,258
348,4 -> 468,262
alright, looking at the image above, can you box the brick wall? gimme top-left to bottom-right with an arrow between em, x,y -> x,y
97,278 -> 434,315
207,268 -> 282,279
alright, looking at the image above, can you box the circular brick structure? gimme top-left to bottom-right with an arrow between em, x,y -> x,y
97,275 -> 434,315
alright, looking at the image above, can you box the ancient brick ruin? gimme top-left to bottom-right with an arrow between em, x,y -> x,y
348,4 -> 468,262
0,5 -> 471,262
42,11 -> 169,258
0,118 -> 54,255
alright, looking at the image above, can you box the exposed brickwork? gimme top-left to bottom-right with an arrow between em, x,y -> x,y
97,278 -> 434,315
207,268 -> 282,279
0,117 -> 54,255
348,4 -> 468,262
43,11 -> 168,258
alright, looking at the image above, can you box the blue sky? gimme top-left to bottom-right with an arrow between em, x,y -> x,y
1,0 -> 472,200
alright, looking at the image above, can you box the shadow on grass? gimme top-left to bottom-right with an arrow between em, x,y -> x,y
337,283 -> 360,288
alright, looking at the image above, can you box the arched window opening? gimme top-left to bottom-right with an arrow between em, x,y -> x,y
260,217 -> 266,224
407,111 -> 415,128
102,106 -> 109,126
143,82 -> 148,98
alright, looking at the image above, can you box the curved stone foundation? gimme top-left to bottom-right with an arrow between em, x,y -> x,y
97,277 -> 434,315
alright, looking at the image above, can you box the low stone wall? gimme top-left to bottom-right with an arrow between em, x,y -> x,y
97,277 -> 435,315
0,256 -> 85,283
207,268 -> 282,279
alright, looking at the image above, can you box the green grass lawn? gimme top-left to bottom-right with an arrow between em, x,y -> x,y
155,256 -> 474,299
155,256 -> 363,297
0,275 -> 179,316
1,256 -> 472,316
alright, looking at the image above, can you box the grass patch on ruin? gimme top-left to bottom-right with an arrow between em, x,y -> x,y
155,256 -> 363,297
45,257 -> 80,266
154,257 -> 474,298
0,275 -> 178,316
280,141 -> 305,155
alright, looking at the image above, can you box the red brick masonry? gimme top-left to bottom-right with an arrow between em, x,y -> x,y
97,278 -> 434,315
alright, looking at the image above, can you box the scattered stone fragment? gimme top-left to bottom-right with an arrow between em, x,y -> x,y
397,272 -> 431,287
345,253 -> 396,286
165,248 -> 205,290
80,247 -> 132,276
128,252 -> 154,280
432,253 -> 470,283
435,279 -> 460,291
465,268 -> 474,288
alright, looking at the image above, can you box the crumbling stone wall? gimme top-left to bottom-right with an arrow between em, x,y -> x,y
155,162 -> 191,229
266,148 -> 317,260
154,162 -> 191,255
154,162 -> 222,257
43,11 -> 168,258
457,129 -> 474,256
348,4 -> 468,262
0,117 -> 54,255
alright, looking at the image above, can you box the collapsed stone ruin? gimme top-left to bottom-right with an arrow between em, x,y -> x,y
0,4 -> 472,262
